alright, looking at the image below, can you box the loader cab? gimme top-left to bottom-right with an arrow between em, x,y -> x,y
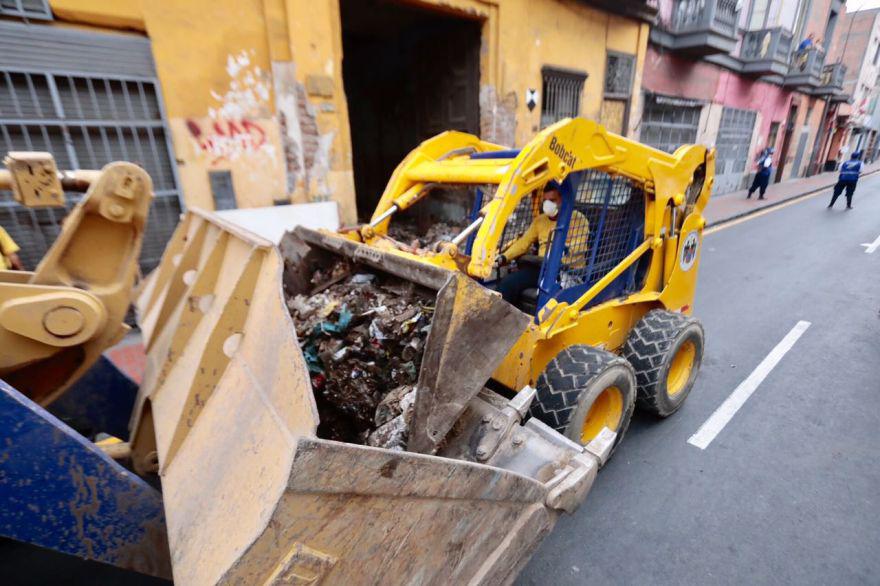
476,165 -> 648,318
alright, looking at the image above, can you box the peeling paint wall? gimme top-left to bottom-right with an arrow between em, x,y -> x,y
48,0 -> 647,222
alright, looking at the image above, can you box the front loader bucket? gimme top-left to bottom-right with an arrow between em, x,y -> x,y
131,209 -> 606,586
283,226 -> 531,454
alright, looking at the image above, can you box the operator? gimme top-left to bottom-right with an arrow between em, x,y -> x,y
0,225 -> 24,270
495,181 -> 589,305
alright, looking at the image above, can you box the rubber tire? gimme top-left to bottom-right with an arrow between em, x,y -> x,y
530,345 -> 636,455
623,309 -> 705,417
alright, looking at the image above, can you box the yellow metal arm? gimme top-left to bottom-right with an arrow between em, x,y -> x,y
467,118 -> 710,279
369,131 -> 507,233
361,118 -> 712,282
0,161 -> 153,405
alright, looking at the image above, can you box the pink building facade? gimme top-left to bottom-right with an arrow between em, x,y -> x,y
640,0 -> 848,194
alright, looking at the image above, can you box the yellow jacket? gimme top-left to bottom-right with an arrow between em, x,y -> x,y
503,211 -> 589,267
0,226 -> 20,270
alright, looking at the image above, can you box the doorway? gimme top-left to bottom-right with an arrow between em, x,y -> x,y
776,104 -> 797,182
340,0 -> 482,218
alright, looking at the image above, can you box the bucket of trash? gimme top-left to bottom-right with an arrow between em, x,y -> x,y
130,210 -> 609,586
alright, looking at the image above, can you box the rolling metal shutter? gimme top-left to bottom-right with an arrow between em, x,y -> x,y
714,107 -> 758,195
0,20 -> 182,272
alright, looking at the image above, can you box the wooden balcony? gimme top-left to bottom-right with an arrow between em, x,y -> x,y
813,62 -> 847,97
784,47 -> 825,89
650,0 -> 740,56
740,27 -> 792,77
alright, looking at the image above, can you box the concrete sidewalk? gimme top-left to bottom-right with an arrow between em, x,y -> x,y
703,160 -> 880,226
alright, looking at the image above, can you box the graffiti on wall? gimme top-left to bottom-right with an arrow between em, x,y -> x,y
188,50 -> 277,165
185,117 -> 271,164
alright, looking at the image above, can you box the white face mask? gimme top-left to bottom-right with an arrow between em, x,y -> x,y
542,199 -> 559,217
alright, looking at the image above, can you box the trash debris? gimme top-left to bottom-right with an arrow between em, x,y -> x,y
387,220 -> 466,251
286,258 -> 434,447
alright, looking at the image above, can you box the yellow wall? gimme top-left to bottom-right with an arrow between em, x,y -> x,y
48,0 -> 646,222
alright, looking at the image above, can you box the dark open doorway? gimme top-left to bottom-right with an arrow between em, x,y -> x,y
340,0 -> 481,218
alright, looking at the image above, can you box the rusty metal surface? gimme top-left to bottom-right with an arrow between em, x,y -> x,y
0,379 -> 170,579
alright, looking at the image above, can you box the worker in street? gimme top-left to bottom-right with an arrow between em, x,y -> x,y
1,226 -> 24,270
495,181 -> 589,305
828,151 -> 863,210
747,147 -> 774,200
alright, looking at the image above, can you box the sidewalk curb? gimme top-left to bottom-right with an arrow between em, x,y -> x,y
706,168 -> 880,229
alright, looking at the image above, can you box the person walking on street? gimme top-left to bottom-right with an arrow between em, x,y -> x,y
828,151 -> 863,210
0,225 -> 24,270
747,147 -> 774,200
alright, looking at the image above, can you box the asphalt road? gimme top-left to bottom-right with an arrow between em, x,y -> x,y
519,175 -> 880,585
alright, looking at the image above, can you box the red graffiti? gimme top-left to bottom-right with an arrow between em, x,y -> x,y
186,117 -> 269,163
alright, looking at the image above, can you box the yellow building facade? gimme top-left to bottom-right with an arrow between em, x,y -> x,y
48,0 -> 653,223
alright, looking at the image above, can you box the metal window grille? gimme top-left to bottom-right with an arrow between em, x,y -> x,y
544,170 -> 644,291
604,52 -> 635,99
541,67 -> 587,129
0,0 -> 51,20
640,98 -> 701,154
716,107 -> 757,176
499,192 -> 537,253
0,70 -> 181,272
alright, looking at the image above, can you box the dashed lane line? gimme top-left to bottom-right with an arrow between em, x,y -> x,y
861,234 -> 880,254
688,320 -> 812,450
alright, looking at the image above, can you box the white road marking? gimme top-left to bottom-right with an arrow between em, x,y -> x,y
861,234 -> 880,254
688,320 -> 811,450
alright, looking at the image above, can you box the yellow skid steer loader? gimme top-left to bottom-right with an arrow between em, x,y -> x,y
126,117 -> 713,584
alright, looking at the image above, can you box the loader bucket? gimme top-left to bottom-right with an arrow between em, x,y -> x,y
282,225 -> 531,454
130,209 -> 607,585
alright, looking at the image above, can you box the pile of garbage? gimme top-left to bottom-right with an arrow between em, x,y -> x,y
286,259 -> 434,449
387,220 -> 464,250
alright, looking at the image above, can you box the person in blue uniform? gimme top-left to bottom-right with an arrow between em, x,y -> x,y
747,147 -> 774,200
828,151 -> 863,210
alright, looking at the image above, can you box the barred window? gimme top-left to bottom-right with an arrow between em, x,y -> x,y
604,52 -> 635,99
640,97 -> 702,154
0,70 -> 182,272
0,0 -> 52,19
541,66 -> 587,129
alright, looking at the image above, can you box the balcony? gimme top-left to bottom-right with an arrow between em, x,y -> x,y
740,27 -> 793,77
783,47 -> 825,89
813,62 -> 847,97
650,0 -> 740,56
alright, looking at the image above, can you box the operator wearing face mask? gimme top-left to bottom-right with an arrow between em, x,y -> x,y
495,180 -> 589,306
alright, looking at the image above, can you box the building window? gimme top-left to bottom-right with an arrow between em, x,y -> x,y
873,41 -> 880,65
748,0 -> 770,29
209,170 -> 237,210
540,66 -> 587,128
604,52 -> 635,98
640,95 -> 702,154
0,0 -> 52,19
601,52 -> 635,135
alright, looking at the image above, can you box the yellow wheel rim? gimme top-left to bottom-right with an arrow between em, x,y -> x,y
580,386 -> 624,444
667,341 -> 696,398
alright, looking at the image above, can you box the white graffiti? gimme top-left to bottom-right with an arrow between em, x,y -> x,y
192,49 -> 275,163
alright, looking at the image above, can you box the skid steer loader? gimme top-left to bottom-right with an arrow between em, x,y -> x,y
120,117 -> 713,584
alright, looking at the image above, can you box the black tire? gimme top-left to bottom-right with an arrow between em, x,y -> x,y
623,309 -> 705,417
530,345 -> 636,454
